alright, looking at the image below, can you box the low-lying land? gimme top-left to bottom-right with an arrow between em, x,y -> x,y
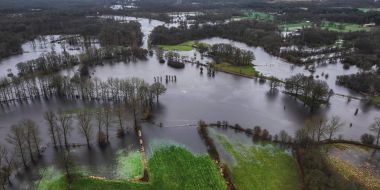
325,143 -> 380,189
215,134 -> 301,190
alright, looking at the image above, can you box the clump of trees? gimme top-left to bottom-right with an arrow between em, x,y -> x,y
15,46 -> 148,77
285,74 -> 332,111
0,12 -> 144,60
150,19 -> 282,55
98,21 -> 143,47
337,72 -> 380,96
208,43 -> 255,66
295,116 -> 344,147
4,119 -> 42,175
165,51 -> 185,68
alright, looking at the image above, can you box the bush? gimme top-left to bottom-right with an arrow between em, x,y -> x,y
361,133 -> 375,145
117,128 -> 126,138
167,60 -> 185,69
98,131 -> 108,147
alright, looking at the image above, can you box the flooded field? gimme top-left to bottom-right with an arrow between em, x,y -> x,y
0,15 -> 379,189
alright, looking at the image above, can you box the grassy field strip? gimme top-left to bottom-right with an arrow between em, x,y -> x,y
158,41 -> 195,51
35,144 -> 226,190
216,134 -> 301,190
320,21 -> 371,32
116,151 -> 144,180
213,63 -> 258,78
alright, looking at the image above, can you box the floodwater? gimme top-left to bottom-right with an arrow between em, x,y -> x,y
0,16 -> 379,189
0,35 -> 99,78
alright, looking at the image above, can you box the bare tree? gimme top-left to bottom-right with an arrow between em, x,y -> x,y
60,150 -> 74,190
58,112 -> 72,148
44,111 -> 58,147
369,117 -> 380,145
326,116 -> 344,140
7,125 -> 27,168
21,120 -> 35,163
77,111 -> 92,147
0,145 -> 13,188
103,106 -> 112,144
115,106 -> 125,137
22,119 -> 42,158
95,109 -> 105,145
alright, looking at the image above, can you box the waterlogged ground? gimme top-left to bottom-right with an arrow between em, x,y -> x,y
1,15 -> 380,189
211,130 -> 300,190
327,144 -> 380,181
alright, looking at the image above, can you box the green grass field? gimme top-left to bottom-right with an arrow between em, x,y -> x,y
35,145 -> 226,190
241,10 -> 274,22
158,41 -> 195,51
116,151 -> 143,180
216,135 -> 301,190
279,21 -> 313,31
358,8 -> 380,13
370,96 -> 380,106
320,21 -> 371,32
213,63 -> 257,77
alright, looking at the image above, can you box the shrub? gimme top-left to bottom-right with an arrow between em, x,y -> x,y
361,133 -> 375,145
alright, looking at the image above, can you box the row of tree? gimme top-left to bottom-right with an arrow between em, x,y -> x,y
15,46 -> 148,77
0,75 -> 167,109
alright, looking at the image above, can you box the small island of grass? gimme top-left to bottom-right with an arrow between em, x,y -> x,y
212,62 -> 257,78
158,41 -> 195,51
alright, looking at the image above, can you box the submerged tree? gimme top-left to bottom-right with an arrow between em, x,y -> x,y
369,117 -> 380,145
21,119 -> 42,161
325,116 -> 343,140
150,82 -> 167,103
6,125 -> 27,168
103,106 -> 112,144
44,111 -> 58,148
285,74 -> 330,111
77,111 -> 92,147
58,112 -> 72,148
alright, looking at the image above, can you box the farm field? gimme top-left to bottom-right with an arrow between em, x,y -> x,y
35,144 -> 226,190
158,41 -> 195,51
215,135 -> 301,190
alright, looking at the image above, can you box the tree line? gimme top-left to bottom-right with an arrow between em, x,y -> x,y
15,46 -> 148,77
0,12 -> 143,59
0,75 -> 166,107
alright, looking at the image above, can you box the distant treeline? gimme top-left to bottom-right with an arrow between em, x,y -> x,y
0,12 -> 143,59
150,19 -> 282,55
15,46 -> 148,77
